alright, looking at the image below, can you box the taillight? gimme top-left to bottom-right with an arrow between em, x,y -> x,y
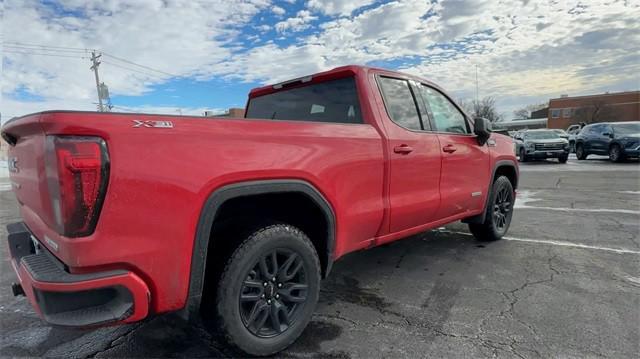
45,136 -> 109,237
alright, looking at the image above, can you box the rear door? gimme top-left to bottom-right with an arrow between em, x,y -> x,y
417,84 -> 491,218
376,76 -> 442,234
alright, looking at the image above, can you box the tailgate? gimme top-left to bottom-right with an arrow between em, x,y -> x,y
1,115 -> 55,228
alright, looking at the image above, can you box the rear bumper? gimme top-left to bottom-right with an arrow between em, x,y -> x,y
6,222 -> 150,327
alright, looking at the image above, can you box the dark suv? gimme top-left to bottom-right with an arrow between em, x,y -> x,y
514,129 -> 570,163
575,122 -> 640,162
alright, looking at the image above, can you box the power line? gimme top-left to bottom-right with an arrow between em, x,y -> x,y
101,60 -> 168,79
3,49 -> 87,59
5,41 -> 176,78
3,41 -> 92,52
102,52 -> 177,77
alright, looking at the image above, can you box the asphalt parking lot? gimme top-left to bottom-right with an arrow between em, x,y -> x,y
1,155 -> 638,358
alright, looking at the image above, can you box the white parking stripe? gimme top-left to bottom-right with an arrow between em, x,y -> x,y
514,204 -> 640,215
0,183 -> 12,192
503,236 -> 640,255
435,229 -> 640,255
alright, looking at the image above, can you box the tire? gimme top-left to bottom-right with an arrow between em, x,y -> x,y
215,224 -> 321,356
609,144 -> 624,163
469,176 -> 514,242
558,155 -> 568,163
519,148 -> 528,162
575,144 -> 587,160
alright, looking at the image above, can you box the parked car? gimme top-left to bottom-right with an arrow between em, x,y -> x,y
575,121 -> 640,162
566,124 -> 583,152
552,129 -> 569,139
1,65 -> 519,356
514,129 -> 570,163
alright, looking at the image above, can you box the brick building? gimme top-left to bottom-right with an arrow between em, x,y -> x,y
547,91 -> 639,129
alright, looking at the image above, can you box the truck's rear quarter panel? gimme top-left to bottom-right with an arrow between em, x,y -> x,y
5,111 -> 385,313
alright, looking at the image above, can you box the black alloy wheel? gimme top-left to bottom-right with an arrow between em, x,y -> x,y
468,176 -> 514,241
214,224 -> 320,356
492,185 -> 512,232
609,144 -> 623,162
576,144 -> 587,160
239,249 -> 308,337
519,148 -> 527,162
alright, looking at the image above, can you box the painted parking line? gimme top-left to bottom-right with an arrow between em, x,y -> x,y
0,183 -> 12,192
514,204 -> 640,215
515,190 -> 640,215
435,229 -> 640,255
503,236 -> 640,255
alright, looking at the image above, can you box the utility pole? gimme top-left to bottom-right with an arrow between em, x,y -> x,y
475,64 -> 479,103
90,51 -> 104,112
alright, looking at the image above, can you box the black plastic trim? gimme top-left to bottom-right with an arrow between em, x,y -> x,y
5,222 -> 135,327
182,179 -> 336,319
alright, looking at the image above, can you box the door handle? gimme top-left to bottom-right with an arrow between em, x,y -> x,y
394,144 -> 414,154
442,144 -> 457,153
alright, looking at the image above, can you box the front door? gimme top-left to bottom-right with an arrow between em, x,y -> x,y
418,85 -> 491,219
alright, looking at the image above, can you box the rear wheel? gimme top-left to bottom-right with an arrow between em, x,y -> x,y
215,224 -> 320,356
575,144 -> 587,160
469,176 -> 514,242
609,144 -> 624,162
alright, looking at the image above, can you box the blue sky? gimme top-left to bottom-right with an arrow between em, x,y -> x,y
2,0 -> 639,120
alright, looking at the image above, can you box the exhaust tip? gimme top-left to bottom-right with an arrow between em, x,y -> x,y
11,282 -> 25,297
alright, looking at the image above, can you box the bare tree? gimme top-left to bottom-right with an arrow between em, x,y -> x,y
457,97 -> 503,123
513,102 -> 547,119
573,100 -> 619,124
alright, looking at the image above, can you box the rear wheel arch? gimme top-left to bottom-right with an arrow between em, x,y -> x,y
182,179 -> 335,319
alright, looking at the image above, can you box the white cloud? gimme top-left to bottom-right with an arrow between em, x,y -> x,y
2,0 -> 639,120
307,0 -> 375,16
272,5 -> 286,16
1,0 -> 271,118
275,10 -> 317,33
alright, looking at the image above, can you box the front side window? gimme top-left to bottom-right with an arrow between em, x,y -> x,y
421,86 -> 469,134
377,77 -> 423,131
245,77 -> 362,124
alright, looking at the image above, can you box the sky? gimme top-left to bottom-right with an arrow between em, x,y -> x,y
1,0 -> 639,122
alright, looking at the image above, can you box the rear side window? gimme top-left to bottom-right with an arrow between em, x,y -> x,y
245,77 -> 362,124
377,77 -> 422,131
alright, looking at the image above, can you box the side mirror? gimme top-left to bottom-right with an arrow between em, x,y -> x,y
474,117 -> 492,145
602,132 -> 613,138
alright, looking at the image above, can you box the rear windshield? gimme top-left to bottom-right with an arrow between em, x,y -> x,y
245,77 -> 363,124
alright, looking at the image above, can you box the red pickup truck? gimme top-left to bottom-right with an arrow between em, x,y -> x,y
2,65 -> 517,355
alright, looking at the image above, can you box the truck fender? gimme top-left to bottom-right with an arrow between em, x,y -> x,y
462,160 -> 518,225
181,179 -> 336,319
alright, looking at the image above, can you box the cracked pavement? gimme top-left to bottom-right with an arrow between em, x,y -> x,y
1,157 -> 638,358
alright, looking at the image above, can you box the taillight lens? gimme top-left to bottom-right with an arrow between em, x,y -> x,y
45,136 -> 109,237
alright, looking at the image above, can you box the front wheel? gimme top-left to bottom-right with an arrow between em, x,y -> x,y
576,144 -> 587,160
519,148 -> 528,162
558,155 -> 568,163
215,224 -> 321,356
609,144 -> 624,162
469,176 -> 514,241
